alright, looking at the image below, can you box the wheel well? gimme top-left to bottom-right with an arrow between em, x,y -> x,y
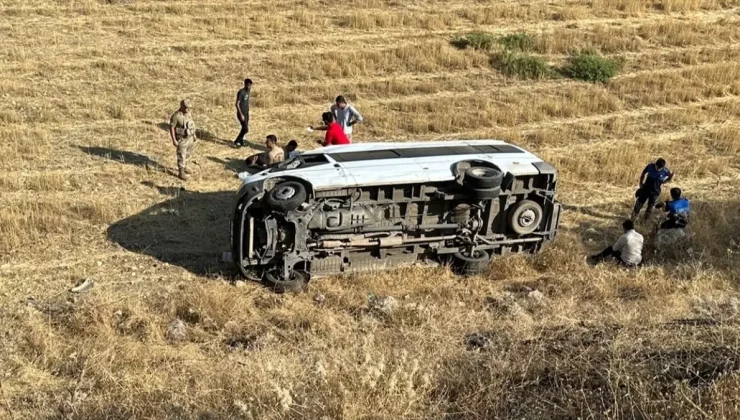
451,160 -> 503,181
264,176 -> 315,198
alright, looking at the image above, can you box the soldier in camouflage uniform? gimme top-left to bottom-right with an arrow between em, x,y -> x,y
169,99 -> 197,181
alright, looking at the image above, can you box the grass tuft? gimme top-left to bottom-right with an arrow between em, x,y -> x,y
491,52 -> 553,79
497,32 -> 535,52
562,51 -> 620,83
451,32 -> 498,51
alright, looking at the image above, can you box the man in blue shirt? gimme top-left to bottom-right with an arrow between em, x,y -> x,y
631,158 -> 673,221
655,187 -> 690,230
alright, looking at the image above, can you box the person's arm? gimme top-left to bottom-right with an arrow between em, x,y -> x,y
665,169 -> 674,184
612,234 -> 626,252
235,92 -> 244,122
169,115 -> 178,147
638,165 -> 649,187
310,125 -> 329,131
318,130 -> 332,146
347,105 -> 363,126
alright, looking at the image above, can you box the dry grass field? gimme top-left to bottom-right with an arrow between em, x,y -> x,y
2,0 -> 740,418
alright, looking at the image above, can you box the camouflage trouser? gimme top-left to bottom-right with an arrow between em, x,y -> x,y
177,136 -> 196,170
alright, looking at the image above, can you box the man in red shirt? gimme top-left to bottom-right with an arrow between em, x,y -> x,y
312,112 -> 350,146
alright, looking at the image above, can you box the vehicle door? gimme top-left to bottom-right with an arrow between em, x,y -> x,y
288,154 -> 352,190
328,149 -> 430,187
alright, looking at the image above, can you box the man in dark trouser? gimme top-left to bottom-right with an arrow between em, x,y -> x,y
632,158 -> 673,221
656,187 -> 690,230
233,78 -> 252,148
590,219 -> 644,267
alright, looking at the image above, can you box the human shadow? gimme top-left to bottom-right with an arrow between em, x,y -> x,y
208,156 -> 248,174
140,180 -> 186,197
562,203 -> 627,223
142,120 -> 228,146
78,146 -> 167,172
107,189 -> 236,276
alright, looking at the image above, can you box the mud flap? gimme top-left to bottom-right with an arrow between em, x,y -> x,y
548,203 -> 561,240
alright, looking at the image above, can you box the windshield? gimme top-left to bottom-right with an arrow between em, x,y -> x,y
267,154 -> 330,173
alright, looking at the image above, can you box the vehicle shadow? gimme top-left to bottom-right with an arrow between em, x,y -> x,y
107,189 -> 236,276
78,145 -> 169,173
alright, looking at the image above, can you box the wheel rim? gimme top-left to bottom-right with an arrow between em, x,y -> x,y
465,249 -> 485,259
274,186 -> 296,201
470,168 -> 488,177
518,208 -> 537,228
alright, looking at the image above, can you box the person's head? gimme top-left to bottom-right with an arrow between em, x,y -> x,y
244,78 -> 253,90
265,134 -> 278,149
622,219 -> 634,232
322,111 -> 334,125
335,95 -> 347,110
180,99 -> 192,113
286,140 -> 298,152
670,187 -> 682,200
655,158 -> 666,169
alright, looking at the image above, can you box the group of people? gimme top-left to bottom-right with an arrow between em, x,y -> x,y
590,158 -> 691,267
167,78 -> 363,181
167,79 -> 691,269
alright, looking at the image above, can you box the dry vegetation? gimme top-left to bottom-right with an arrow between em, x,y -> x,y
2,0 -> 740,419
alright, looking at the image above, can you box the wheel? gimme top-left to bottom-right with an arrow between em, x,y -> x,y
463,185 -> 501,200
452,249 -> 490,275
264,181 -> 307,212
262,270 -> 307,294
508,199 -> 544,235
464,167 -> 503,189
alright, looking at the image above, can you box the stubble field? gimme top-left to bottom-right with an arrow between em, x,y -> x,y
2,0 -> 740,419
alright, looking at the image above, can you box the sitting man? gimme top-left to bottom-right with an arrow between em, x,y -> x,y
244,134 -> 284,171
655,187 -> 690,230
286,140 -> 301,159
589,219 -> 644,267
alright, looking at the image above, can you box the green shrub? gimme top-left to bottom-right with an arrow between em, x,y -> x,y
451,32 -> 497,51
497,32 -> 535,52
562,51 -> 619,83
491,52 -> 552,80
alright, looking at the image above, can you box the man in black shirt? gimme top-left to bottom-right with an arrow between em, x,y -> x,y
631,158 -> 673,221
233,78 -> 252,148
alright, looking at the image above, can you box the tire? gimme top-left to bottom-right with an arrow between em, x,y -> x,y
464,167 -> 504,190
265,181 -> 307,212
263,270 -> 307,294
452,249 -> 490,275
463,185 -> 501,200
508,199 -> 544,235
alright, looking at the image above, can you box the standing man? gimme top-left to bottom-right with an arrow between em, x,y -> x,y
233,78 -> 253,148
589,219 -> 644,267
312,112 -> 350,146
169,99 -> 197,181
331,95 -> 363,141
632,158 -> 673,221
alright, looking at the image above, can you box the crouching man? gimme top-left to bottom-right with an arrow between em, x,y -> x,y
654,187 -> 691,250
589,219 -> 644,267
655,187 -> 690,230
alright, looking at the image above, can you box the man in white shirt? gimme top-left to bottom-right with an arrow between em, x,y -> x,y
286,140 -> 301,159
330,95 -> 363,141
589,219 -> 644,267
